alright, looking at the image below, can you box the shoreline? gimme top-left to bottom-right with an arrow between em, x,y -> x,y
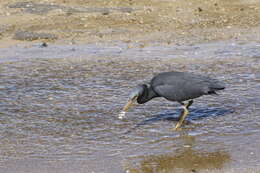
0,0 -> 260,48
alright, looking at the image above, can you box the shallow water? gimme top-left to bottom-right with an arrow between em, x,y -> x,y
0,41 -> 259,173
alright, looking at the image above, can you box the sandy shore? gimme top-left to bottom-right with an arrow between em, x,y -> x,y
0,1 -> 260,173
0,0 -> 260,47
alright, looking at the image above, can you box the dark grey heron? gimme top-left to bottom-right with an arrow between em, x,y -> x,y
119,71 -> 225,130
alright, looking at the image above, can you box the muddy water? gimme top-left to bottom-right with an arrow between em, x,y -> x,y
0,41 -> 259,173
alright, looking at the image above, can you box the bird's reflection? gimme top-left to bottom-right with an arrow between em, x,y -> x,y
128,149 -> 230,173
126,135 -> 231,173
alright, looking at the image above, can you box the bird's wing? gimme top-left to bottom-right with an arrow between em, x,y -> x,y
151,72 -> 210,102
153,84 -> 182,101
153,82 -> 207,102
151,71 -> 225,102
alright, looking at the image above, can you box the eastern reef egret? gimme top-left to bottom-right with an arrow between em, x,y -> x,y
119,71 -> 225,130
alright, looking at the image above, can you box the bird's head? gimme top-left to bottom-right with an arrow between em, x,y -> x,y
118,84 -> 148,119
123,84 -> 148,111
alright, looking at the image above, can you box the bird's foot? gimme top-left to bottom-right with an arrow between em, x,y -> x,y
171,120 -> 190,131
171,126 -> 182,131
172,122 -> 183,131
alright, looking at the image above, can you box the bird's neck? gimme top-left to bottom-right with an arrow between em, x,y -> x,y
137,84 -> 158,104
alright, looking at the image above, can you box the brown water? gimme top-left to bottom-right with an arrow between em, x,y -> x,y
0,41 -> 259,173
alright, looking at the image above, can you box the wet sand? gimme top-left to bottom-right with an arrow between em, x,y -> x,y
0,41 -> 259,173
0,0 -> 260,173
0,0 -> 260,46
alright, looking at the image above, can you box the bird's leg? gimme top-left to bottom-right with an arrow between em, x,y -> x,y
186,100 -> 193,109
173,105 -> 189,130
173,100 -> 193,130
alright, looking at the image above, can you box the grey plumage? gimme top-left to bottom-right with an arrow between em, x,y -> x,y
121,71 -> 225,129
135,72 -> 225,104
151,71 -> 225,102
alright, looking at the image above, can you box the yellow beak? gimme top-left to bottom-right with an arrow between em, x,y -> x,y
123,96 -> 138,112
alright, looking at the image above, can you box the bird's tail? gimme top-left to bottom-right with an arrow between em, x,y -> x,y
208,80 -> 225,95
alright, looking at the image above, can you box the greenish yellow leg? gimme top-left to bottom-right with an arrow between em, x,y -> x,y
172,100 -> 193,130
173,106 -> 189,130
